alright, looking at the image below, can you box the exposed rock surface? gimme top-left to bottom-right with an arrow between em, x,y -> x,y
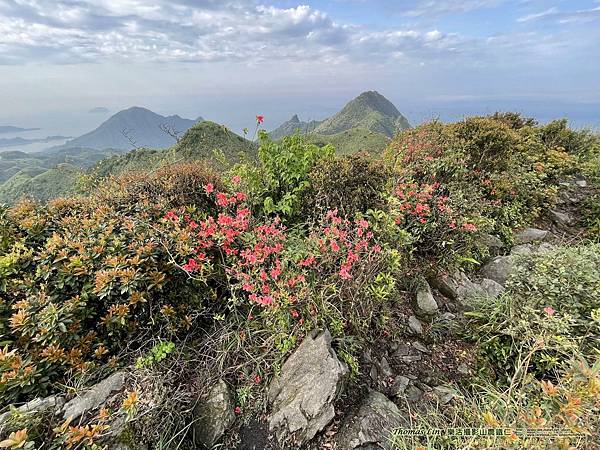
407,315 -> 423,335
334,390 -> 405,450
480,256 -> 513,286
415,283 -> 438,315
514,228 -> 549,244
268,329 -> 347,444
193,380 -> 236,448
550,209 -> 573,227
480,278 -> 505,299
62,372 -> 125,420
0,396 -> 64,432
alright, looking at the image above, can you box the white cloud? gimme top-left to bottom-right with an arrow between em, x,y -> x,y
0,1 -> 476,65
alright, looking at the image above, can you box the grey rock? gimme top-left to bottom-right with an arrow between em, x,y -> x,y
62,372 -> 125,420
369,364 -> 378,382
480,256 -> 513,286
193,380 -> 236,448
405,385 -> 423,403
378,357 -> 393,378
411,342 -> 430,354
390,376 -> 410,396
400,355 -> 422,363
334,391 -> 405,450
479,233 -> 504,250
441,312 -> 456,321
407,315 -> 423,335
268,329 -> 347,444
575,179 -> 587,188
550,210 -> 573,227
433,386 -> 457,405
480,278 -> 505,299
514,228 -> 549,244
394,344 -> 412,357
416,283 -> 438,315
432,271 -> 484,302
511,244 -> 535,255
0,396 -> 64,432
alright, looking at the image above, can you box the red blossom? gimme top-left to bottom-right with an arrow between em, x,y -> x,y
182,258 -> 200,273
256,115 -> 264,124
204,183 -> 214,194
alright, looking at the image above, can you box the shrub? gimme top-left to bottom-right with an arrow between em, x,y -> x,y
302,152 -> 390,219
0,162 -> 221,402
232,132 -> 334,220
467,244 -> 600,381
385,116 -> 576,243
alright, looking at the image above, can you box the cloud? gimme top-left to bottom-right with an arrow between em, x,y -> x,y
0,0 -> 488,66
518,4 -> 600,24
402,0 -> 506,17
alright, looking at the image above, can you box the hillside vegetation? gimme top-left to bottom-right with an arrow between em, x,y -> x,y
0,113 -> 598,449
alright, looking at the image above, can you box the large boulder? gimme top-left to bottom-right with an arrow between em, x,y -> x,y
62,372 -> 125,420
514,228 -> 549,245
193,380 -> 236,448
415,283 -> 438,315
480,256 -> 513,286
334,391 -> 405,450
268,329 -> 347,445
431,271 -> 484,302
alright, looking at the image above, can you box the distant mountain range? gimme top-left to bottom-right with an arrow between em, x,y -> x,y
269,91 -> 411,140
53,107 -> 203,151
0,126 -> 40,134
0,135 -> 71,149
0,91 -> 412,204
269,115 -> 322,140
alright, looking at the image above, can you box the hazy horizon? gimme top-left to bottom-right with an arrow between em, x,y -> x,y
1,0 -> 599,139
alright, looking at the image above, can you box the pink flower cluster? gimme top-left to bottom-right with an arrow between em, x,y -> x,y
314,209 -> 379,281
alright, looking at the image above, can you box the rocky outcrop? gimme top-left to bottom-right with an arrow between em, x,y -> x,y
514,228 -> 549,244
415,282 -> 438,315
334,390 -> 405,450
193,380 -> 236,448
268,329 -> 347,445
62,372 -> 125,420
432,271 -> 504,302
480,256 -> 514,286
0,396 -> 64,433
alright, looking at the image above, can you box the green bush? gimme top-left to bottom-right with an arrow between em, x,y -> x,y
232,131 -> 334,220
0,162 -> 222,402
467,244 -> 600,381
302,152 -> 390,219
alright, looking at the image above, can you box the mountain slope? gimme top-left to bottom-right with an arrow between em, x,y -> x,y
56,107 -> 203,151
314,91 -> 410,138
304,128 -> 391,155
269,115 -> 322,140
92,121 -> 257,177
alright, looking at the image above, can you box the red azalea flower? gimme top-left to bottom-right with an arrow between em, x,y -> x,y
256,115 -> 264,124
234,406 -> 242,414
204,183 -> 214,194
182,258 -> 199,273
543,306 -> 556,316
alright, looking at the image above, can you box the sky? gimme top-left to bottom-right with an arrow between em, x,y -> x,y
0,0 -> 599,136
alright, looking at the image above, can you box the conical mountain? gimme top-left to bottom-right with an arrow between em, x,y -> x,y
57,107 -> 203,151
268,115 -> 322,140
313,91 -> 410,137
92,121 -> 257,177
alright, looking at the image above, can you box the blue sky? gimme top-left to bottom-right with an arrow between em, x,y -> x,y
0,0 -> 599,135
